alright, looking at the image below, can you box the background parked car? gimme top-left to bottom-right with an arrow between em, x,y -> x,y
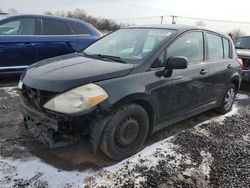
0,14 -> 102,75
235,36 -> 250,82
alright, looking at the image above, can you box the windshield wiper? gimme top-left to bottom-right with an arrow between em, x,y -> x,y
96,54 -> 126,63
81,52 -> 126,63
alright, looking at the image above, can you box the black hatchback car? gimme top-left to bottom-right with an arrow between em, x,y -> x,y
19,25 -> 242,160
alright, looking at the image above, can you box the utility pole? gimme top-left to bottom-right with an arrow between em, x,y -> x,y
170,15 -> 177,24
160,16 -> 164,24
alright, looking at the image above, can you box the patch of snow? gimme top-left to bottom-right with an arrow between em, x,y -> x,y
183,151 -> 213,187
105,136 -> 179,173
84,140 -> 192,187
243,134 -> 250,142
193,126 -> 211,137
0,157 -> 93,188
195,105 -> 239,126
0,87 -> 19,97
236,93 -> 249,100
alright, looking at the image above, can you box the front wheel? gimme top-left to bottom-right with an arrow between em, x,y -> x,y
215,83 -> 236,114
100,103 -> 149,160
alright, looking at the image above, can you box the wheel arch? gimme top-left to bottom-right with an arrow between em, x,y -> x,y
231,76 -> 240,93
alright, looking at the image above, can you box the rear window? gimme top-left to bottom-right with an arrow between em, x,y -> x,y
42,19 -> 70,35
68,21 -> 91,35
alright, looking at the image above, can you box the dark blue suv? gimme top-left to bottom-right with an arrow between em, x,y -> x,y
0,14 -> 102,75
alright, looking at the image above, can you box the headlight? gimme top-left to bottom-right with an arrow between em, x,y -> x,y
43,83 -> 108,114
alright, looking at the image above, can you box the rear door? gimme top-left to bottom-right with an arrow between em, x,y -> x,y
204,32 -> 233,103
35,18 -> 76,61
0,17 -> 39,73
158,31 -> 210,123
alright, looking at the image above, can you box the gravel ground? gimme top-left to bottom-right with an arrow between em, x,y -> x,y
0,79 -> 249,188
84,108 -> 250,188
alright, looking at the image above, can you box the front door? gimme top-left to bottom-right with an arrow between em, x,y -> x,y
0,17 -> 38,73
158,31 -> 209,123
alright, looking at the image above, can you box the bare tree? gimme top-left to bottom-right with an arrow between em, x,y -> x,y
228,29 -> 245,39
7,8 -> 18,14
196,21 -> 206,27
45,9 -> 124,31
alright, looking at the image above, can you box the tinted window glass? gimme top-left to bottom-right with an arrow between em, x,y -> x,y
207,33 -> 223,60
43,19 -> 70,35
235,37 -> 250,49
68,21 -> 91,35
166,32 -> 204,63
0,18 -> 35,35
223,38 -> 230,58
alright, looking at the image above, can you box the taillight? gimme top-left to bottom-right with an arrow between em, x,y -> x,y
236,58 -> 243,69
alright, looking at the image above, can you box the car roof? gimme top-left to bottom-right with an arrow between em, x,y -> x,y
0,14 -> 90,25
128,24 -> 230,38
129,24 -> 198,30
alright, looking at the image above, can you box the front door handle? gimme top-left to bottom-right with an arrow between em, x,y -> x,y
200,69 -> 208,75
227,64 -> 233,69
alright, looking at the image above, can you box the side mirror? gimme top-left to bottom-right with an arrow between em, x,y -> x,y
165,56 -> 188,70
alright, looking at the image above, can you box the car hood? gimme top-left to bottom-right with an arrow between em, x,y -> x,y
22,53 -> 134,92
236,49 -> 250,57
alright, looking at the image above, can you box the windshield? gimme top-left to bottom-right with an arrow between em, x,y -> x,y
235,37 -> 250,49
83,28 -> 176,63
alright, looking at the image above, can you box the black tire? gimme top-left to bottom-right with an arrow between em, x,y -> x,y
215,83 -> 236,114
100,103 -> 149,160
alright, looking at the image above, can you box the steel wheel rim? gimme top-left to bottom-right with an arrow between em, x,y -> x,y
114,116 -> 140,150
224,88 -> 235,111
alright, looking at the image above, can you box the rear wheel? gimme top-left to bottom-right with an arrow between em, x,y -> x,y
215,83 -> 236,114
100,103 -> 149,160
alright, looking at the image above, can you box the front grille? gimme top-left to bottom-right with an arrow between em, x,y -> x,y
21,85 -> 57,111
240,58 -> 250,70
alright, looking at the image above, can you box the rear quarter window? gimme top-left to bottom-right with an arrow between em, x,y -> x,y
223,38 -> 230,59
68,21 -> 91,35
42,19 -> 70,35
207,33 -> 224,60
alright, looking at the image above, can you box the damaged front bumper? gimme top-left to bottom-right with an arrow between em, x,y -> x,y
20,99 -> 90,148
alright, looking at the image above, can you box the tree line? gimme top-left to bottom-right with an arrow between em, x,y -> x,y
45,9 -> 127,31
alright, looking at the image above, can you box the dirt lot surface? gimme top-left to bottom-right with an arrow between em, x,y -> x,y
0,77 -> 249,188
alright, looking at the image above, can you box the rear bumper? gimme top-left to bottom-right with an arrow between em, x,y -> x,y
242,70 -> 250,82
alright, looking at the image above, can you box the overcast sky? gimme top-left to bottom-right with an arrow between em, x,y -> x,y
1,0 -> 250,33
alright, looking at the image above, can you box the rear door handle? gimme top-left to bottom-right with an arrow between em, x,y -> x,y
200,69 -> 208,75
65,42 -> 73,47
227,64 -> 233,69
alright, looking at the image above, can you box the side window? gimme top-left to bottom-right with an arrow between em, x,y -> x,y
68,21 -> 91,35
166,32 -> 204,64
223,38 -> 230,59
0,18 -> 35,35
42,19 -> 70,35
207,33 -> 223,60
